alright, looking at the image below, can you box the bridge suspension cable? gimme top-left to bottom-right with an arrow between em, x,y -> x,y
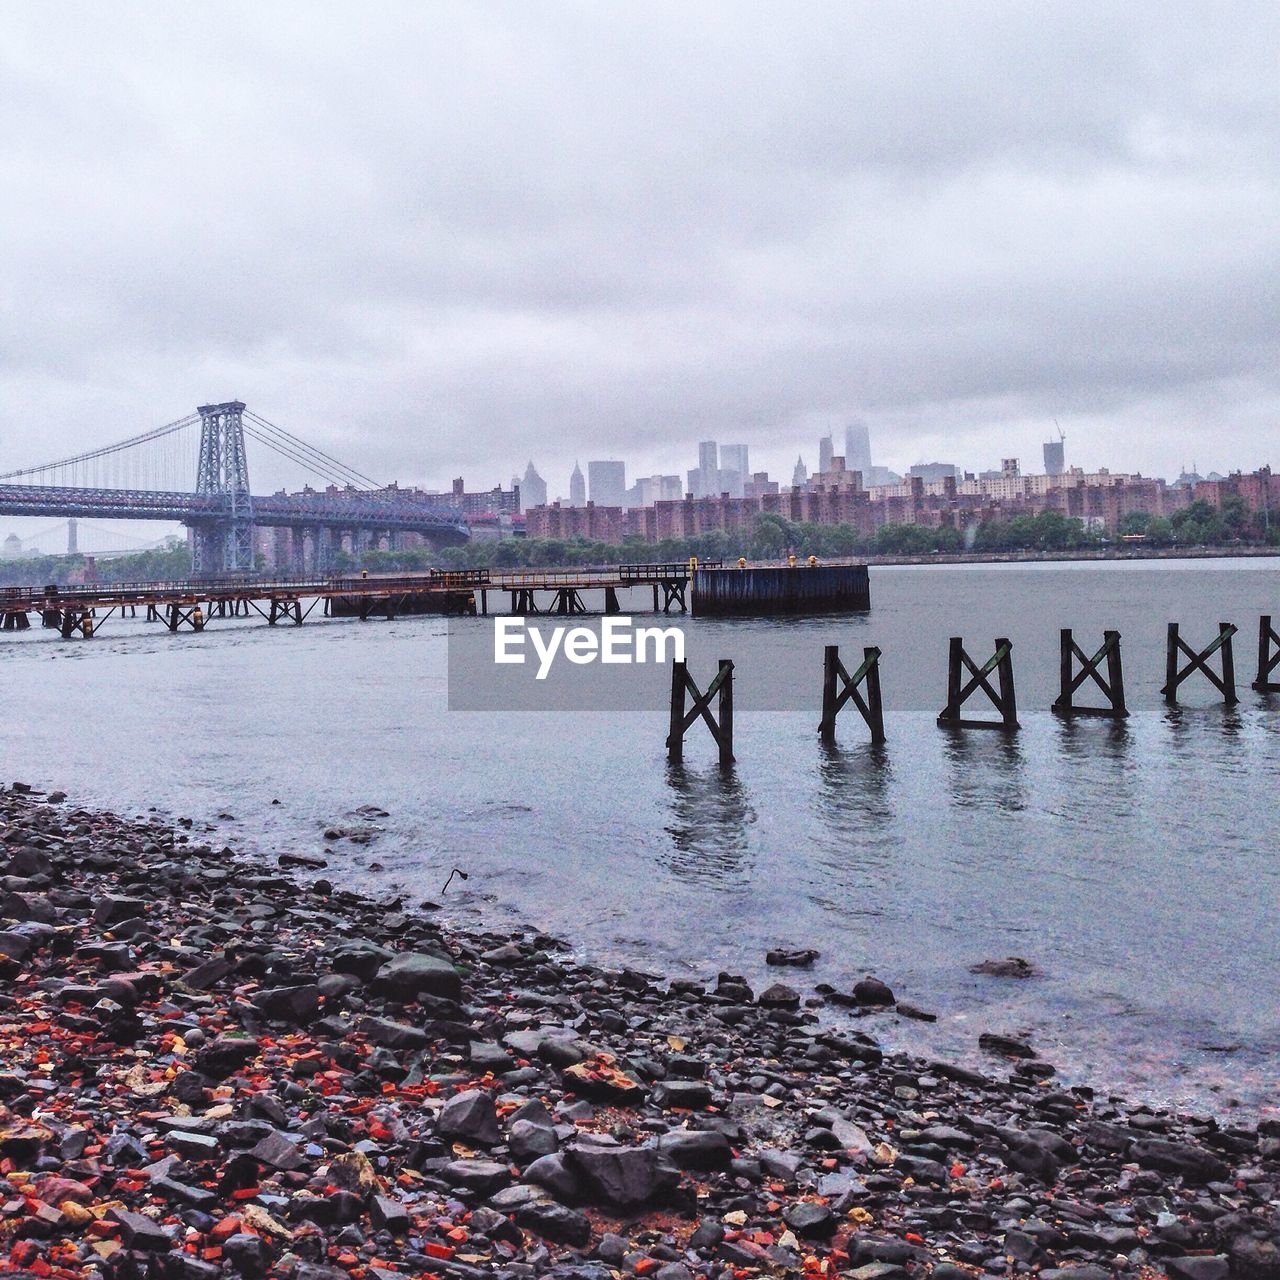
244,412 -> 384,490
0,414 -> 201,488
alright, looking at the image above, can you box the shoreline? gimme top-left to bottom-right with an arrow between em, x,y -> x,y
2,784 -> 1277,1279
862,547 -> 1280,569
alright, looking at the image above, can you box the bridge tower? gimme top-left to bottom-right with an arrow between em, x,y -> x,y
192,401 -> 255,575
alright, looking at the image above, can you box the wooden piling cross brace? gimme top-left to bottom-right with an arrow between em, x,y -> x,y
818,644 -> 886,744
660,580 -> 687,613
1162,622 -> 1238,705
553,588 -> 587,615
667,658 -> 735,767
1051,629 -> 1128,718
165,602 -> 204,633
937,637 -> 1019,730
1253,615 -> 1280,692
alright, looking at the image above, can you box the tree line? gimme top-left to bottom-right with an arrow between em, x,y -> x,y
1,499 -> 1274,584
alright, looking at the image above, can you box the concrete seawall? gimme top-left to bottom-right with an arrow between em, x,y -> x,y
692,563 -> 870,616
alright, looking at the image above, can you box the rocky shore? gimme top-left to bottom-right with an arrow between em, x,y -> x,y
1,784 -> 1277,1280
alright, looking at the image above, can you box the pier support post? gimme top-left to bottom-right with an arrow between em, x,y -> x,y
819,644 -> 886,744
1162,622 -> 1238,705
605,586 -> 620,615
937,637 -> 1019,730
667,658 -> 735,767
1051,629 -> 1128,718
1252,615 -> 1280,692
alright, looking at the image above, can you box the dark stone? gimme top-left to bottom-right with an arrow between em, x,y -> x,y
436,1088 -> 501,1146
370,1196 -> 410,1234
783,1201 -> 836,1238
443,1159 -> 511,1194
758,983 -> 801,1010
655,1130 -> 733,1171
509,1118 -> 558,1165
250,984 -> 322,1024
651,1080 -> 713,1110
1130,1139 -> 1230,1184
970,956 -> 1040,978
358,1016 -> 428,1051
565,1140 -> 679,1208
1166,1257 -> 1230,1280
514,1201 -> 592,1247
766,948 -> 819,967
373,951 -> 462,1001
194,1036 -> 259,1079
524,1153 -> 582,1201
249,1130 -> 304,1171
93,895 -> 146,926
222,1232 -> 270,1277
106,1208 -> 173,1251
854,977 -> 895,1006
979,1032 -> 1037,1059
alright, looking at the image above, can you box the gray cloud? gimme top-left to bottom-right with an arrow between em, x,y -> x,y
1,0 -> 1277,500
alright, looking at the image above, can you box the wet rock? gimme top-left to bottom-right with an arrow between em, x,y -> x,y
1131,1139 -> 1230,1184
655,1129 -> 733,1170
251,983 -> 322,1024
979,1031 -> 1038,1059
766,947 -> 819,967
373,950 -> 462,1000
854,976 -> 895,1006
970,956 -> 1040,978
758,982 -> 801,1010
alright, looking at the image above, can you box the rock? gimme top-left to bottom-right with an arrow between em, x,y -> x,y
195,1035 -> 259,1078
970,956 -> 1040,978
1131,1139 -> 1230,1184
509,1118 -> 559,1164
565,1140 -> 679,1208
651,1079 -> 713,1110
106,1207 -> 172,1251
373,951 -> 462,1001
979,1031 -> 1037,1059
562,1053 -> 646,1103
1166,1256 -> 1230,1280
783,1201 -> 836,1238
758,982 -> 801,1010
443,1159 -> 511,1194
895,1003 -> 937,1021
359,1015 -> 428,1050
655,1129 -> 733,1170
514,1201 -> 592,1247
93,894 -> 146,926
250,1130 -> 304,1171
1039,1269 -> 1111,1280
766,948 -> 819,967
854,976 -> 895,1006
437,1088 -> 501,1145
251,983 -> 322,1024
523,1154 -> 581,1201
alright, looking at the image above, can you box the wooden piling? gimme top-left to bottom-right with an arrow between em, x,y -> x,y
819,644 -> 886,744
666,658 -> 735,766
1162,622 -> 1238,705
1051,629 -> 1128,718
937,637 -> 1019,730
1253,615 -> 1280,692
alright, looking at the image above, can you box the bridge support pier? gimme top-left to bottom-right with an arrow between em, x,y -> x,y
165,602 -> 205,633
1,610 -> 30,630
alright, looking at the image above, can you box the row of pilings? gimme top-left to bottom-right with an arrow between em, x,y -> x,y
667,615 -> 1280,763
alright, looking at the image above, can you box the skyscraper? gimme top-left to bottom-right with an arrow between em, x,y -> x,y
521,461 -> 547,510
588,460 -> 626,507
1043,438 -> 1066,476
569,462 -> 586,507
792,456 -> 809,488
844,422 -> 872,478
818,434 -> 834,474
719,444 -> 749,497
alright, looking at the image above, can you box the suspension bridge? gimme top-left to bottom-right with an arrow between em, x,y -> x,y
0,401 -> 470,575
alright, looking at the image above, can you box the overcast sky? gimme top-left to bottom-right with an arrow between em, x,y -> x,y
2,1 -> 1277,507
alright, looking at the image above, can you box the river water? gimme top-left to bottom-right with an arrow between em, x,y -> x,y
1,560 -> 1277,1116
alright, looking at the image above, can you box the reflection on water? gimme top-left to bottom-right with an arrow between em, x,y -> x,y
816,741 -> 893,827
942,728 -> 1028,814
661,763 -> 756,884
